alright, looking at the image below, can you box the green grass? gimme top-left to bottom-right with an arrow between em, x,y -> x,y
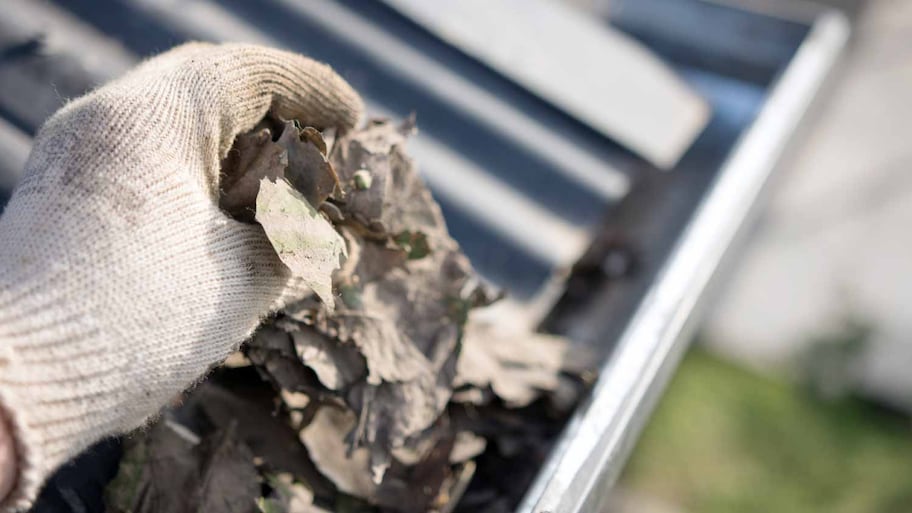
618,347 -> 912,513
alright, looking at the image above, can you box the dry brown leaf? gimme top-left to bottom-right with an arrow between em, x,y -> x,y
290,329 -> 365,391
330,120 -> 446,240
277,121 -> 341,208
221,126 -> 274,191
449,431 -> 487,464
299,406 -> 377,499
220,128 -> 288,221
300,405 -> 464,513
321,312 -> 431,386
246,327 -> 329,398
183,381 -> 322,483
106,421 -> 260,513
454,321 -> 570,408
257,473 -> 329,513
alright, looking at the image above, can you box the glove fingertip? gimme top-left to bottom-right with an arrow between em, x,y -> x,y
257,48 -> 365,132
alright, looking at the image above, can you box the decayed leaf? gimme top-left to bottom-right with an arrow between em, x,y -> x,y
331,121 -> 446,239
300,405 -> 468,513
454,321 -> 571,407
223,351 -> 253,368
330,135 -> 393,228
257,473 -> 329,513
320,312 -> 430,385
221,126 -> 274,192
195,425 -> 262,513
246,326 -> 337,402
106,420 -> 260,513
300,406 -> 377,499
277,121 -> 341,207
354,365 -> 454,459
449,432 -> 487,464
220,128 -> 288,221
289,328 -> 365,391
255,178 -> 346,310
183,380 -> 327,485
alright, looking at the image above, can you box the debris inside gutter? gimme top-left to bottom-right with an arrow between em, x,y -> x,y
105,116 -> 590,513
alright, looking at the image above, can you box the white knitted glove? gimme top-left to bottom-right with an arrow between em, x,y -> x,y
0,42 -> 363,510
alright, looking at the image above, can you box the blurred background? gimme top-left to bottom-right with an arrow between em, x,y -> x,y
0,0 -> 910,511
617,1 -> 912,512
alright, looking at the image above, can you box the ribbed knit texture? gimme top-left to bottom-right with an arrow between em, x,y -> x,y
0,42 -> 363,511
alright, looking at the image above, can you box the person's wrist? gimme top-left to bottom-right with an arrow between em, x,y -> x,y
0,406 -> 17,504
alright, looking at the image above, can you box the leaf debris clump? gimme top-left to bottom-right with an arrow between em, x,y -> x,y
106,117 -> 590,513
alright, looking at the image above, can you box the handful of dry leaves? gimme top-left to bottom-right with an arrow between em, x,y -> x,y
104,117 -> 586,513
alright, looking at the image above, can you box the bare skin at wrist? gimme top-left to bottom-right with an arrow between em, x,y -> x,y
0,408 -> 16,502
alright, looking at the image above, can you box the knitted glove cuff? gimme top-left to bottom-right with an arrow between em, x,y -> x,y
0,279 -> 132,512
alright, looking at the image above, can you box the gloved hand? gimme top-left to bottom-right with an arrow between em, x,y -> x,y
0,42 -> 363,510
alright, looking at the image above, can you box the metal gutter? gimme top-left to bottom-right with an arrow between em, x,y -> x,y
518,8 -> 850,513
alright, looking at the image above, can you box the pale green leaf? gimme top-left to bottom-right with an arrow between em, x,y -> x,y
255,178 -> 346,311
